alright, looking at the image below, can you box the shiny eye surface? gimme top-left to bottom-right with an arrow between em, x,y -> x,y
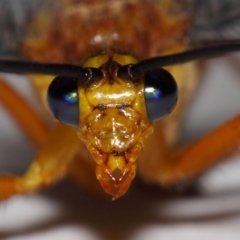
144,68 -> 178,122
47,76 -> 79,127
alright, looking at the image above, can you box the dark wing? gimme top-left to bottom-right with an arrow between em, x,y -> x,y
0,0 -> 55,58
1,0 -> 240,56
187,0 -> 240,44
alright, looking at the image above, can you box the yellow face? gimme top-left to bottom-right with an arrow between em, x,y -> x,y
77,54 -> 153,199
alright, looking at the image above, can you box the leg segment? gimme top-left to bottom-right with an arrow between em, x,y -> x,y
138,116 -> 240,185
0,79 -> 81,201
0,123 -> 81,201
0,79 -> 49,146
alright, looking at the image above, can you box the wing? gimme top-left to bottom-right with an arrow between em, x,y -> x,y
0,0 -> 56,58
187,0 -> 240,44
1,0 -> 240,56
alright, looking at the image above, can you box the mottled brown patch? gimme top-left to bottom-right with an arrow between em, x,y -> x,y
21,0 -> 191,64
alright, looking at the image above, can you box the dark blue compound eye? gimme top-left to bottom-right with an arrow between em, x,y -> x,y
47,76 -> 79,127
144,68 -> 178,122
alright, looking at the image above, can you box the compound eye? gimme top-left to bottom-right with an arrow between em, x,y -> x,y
47,76 -> 79,127
144,68 -> 178,122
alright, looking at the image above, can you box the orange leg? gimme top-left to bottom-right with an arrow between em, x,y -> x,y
0,80 -> 49,146
138,116 -> 240,186
0,79 -> 81,201
0,122 -> 81,201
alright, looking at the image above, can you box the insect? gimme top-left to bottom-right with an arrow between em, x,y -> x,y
1,0 -> 240,239
0,1 -> 240,200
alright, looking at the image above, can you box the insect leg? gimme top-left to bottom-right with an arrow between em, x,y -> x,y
0,79 -> 49,146
163,116 -> 240,184
0,79 -> 82,201
139,116 -> 240,185
0,123 -> 81,201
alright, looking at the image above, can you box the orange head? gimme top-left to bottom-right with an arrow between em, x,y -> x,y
47,53 -> 177,199
77,54 -> 153,199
